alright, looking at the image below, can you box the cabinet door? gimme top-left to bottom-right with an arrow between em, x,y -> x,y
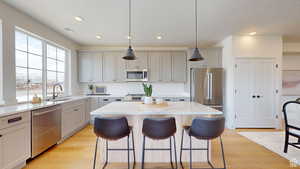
103,52 -> 125,82
0,123 -> 30,169
126,51 -> 148,69
93,52 -> 103,82
235,60 -> 255,127
79,52 -> 93,82
149,52 -> 161,82
103,52 -> 116,82
161,52 -> 172,82
172,52 -> 187,82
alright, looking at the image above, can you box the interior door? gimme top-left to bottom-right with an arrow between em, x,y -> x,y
253,59 -> 276,127
235,60 -> 255,128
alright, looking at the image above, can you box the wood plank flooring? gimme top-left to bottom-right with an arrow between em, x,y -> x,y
24,125 -> 297,169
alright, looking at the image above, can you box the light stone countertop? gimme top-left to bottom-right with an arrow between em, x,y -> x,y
91,102 -> 222,116
0,96 -> 89,118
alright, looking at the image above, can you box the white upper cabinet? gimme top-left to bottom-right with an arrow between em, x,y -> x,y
149,52 -> 161,82
103,52 -> 125,82
171,51 -> 187,82
78,52 -> 103,83
126,51 -> 148,69
161,52 -> 173,82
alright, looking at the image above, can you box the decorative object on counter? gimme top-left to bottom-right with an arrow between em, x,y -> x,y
143,83 -> 153,104
123,0 -> 136,60
189,0 -> 204,61
31,94 -> 42,104
297,98 -> 300,102
88,84 -> 94,95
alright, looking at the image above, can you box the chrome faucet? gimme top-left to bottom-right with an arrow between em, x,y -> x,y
52,83 -> 63,100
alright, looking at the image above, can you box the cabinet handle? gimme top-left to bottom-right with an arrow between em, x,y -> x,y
0,135 -> 2,137
252,95 -> 256,98
103,99 -> 109,101
8,116 -> 22,123
74,109 -> 79,111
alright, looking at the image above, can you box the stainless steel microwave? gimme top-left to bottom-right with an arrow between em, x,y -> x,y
125,69 -> 148,82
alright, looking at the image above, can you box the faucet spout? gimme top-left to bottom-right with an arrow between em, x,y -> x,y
52,83 -> 63,100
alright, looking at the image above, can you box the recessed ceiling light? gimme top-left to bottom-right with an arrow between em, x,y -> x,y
74,16 -> 84,22
156,35 -> 163,40
249,32 -> 257,36
96,35 -> 102,40
64,27 -> 74,32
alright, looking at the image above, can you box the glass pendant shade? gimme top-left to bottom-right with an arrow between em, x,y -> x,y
189,47 -> 204,61
123,46 -> 136,60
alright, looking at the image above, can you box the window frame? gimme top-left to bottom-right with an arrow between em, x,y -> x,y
15,28 -> 69,103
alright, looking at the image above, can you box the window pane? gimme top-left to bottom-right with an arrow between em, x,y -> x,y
28,36 -> 42,55
28,54 -> 42,70
16,67 -> 28,102
57,73 -> 64,83
47,44 -> 56,59
57,61 -> 65,72
16,50 -> 27,67
47,58 -> 56,71
28,69 -> 42,84
57,49 -> 65,61
47,71 -> 57,96
15,31 -> 27,51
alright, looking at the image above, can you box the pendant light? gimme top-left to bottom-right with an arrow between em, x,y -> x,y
123,0 -> 136,60
189,0 -> 204,61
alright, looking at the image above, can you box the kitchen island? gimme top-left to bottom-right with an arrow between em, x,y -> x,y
91,102 -> 222,163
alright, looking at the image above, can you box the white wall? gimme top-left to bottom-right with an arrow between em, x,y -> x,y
0,20 -> 3,105
0,2 -> 80,104
219,35 -> 283,129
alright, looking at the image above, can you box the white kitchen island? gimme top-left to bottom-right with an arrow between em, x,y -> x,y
91,102 -> 223,163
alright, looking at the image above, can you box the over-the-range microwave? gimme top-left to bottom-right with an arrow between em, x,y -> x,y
125,69 -> 148,82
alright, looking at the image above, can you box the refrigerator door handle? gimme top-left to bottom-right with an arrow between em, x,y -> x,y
206,73 -> 211,100
209,73 -> 213,100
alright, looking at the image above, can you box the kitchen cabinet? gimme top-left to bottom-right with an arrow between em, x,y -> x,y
126,51 -> 148,69
0,112 -> 31,169
149,52 -> 161,82
61,100 -> 86,138
235,59 -> 277,128
103,52 -> 125,82
161,52 -> 173,82
78,52 -> 103,83
172,51 -> 187,82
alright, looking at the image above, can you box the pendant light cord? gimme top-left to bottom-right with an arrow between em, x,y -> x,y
129,0 -> 132,46
195,0 -> 198,48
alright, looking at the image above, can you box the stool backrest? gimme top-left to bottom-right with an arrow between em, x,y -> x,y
142,117 -> 177,140
94,117 -> 130,140
190,116 -> 225,140
282,101 -> 300,130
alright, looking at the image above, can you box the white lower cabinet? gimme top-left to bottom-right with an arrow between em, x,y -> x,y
61,100 -> 86,139
0,112 -> 31,169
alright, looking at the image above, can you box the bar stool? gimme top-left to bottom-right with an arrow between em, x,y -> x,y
179,116 -> 226,169
141,117 -> 178,169
93,117 -> 136,169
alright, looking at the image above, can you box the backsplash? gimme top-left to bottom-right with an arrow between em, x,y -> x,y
79,82 -> 188,96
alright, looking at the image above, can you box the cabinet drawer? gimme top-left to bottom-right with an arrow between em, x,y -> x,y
0,112 -> 30,130
62,100 -> 85,111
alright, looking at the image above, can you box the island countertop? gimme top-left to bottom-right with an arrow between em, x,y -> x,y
91,101 -> 222,116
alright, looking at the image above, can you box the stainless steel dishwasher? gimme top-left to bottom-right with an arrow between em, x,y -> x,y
31,105 -> 62,158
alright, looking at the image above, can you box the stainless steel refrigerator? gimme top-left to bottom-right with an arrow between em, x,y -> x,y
190,68 -> 224,111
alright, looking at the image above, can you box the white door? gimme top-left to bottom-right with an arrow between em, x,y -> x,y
235,60 -> 255,127
235,59 -> 276,128
253,60 -> 276,127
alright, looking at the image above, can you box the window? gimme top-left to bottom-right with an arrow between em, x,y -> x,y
46,44 -> 65,96
15,30 -> 67,102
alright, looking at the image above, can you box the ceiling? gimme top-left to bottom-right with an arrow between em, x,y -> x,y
3,0 -> 300,47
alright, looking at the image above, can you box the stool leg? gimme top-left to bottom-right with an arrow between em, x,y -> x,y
207,140 -> 214,168
93,137 -> 99,169
173,135 -> 178,169
284,132 -> 289,153
170,137 -> 174,169
220,136 -> 227,169
180,129 -> 184,169
189,136 -> 192,169
127,135 -> 130,169
102,140 -> 108,169
141,136 -> 146,169
132,132 -> 136,166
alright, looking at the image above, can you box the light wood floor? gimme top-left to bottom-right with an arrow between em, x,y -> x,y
24,125 -> 296,169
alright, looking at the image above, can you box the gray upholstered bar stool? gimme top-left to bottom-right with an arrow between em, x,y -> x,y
141,117 -> 178,169
93,117 -> 136,169
180,115 -> 226,169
